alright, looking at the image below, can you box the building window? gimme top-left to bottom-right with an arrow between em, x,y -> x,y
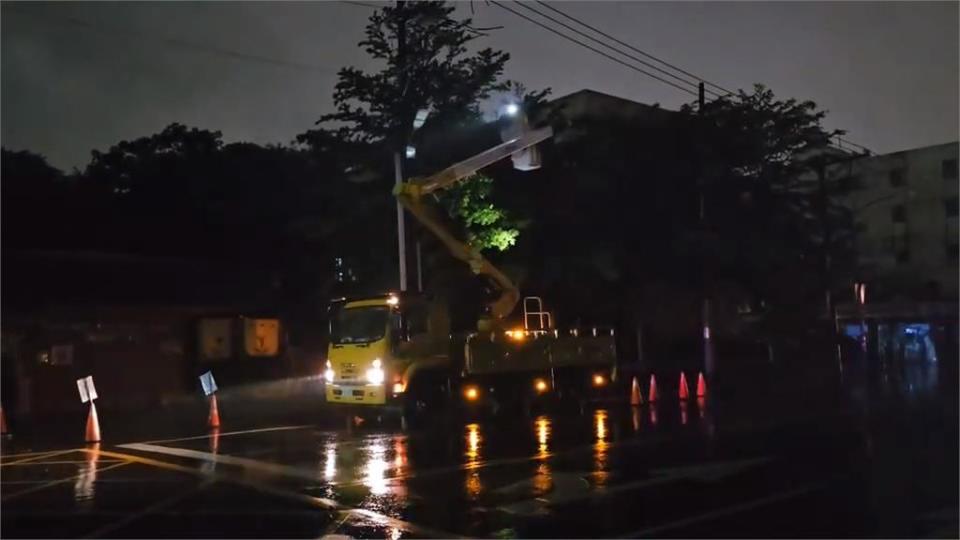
889,168 -> 906,187
943,159 -> 958,180
945,196 -> 959,217
891,204 -> 906,222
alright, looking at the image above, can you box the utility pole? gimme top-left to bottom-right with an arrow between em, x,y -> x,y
394,0 -> 408,292
816,156 -> 844,376
395,154 -> 408,292
416,240 -> 423,292
698,81 -> 715,379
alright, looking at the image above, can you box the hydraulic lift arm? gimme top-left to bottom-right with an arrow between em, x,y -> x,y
394,126 -> 553,321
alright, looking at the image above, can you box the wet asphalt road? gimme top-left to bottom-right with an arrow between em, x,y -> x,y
1,373 -> 957,538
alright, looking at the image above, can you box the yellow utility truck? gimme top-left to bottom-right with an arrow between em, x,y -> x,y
324,120 -> 617,417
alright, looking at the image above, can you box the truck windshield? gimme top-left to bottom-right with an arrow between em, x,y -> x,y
330,306 -> 389,344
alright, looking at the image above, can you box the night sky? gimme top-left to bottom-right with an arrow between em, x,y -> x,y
2,1 -> 957,170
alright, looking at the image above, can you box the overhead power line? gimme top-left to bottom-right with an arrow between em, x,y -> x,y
337,1 -> 385,9
514,2 -> 725,99
488,1 -> 699,98
492,2 -> 872,154
534,1 -> 734,97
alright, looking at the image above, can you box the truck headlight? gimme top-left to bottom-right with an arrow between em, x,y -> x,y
324,360 -> 334,383
366,365 -> 385,385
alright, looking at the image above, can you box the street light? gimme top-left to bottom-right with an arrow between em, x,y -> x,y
395,109 -> 432,293
498,103 -> 542,171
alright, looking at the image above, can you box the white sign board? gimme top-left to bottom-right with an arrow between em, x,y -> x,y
77,376 -> 97,403
199,371 -> 218,396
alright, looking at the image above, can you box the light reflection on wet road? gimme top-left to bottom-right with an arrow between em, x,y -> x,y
2,368 -> 957,538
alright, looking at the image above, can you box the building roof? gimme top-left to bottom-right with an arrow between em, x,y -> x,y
542,88 -> 677,123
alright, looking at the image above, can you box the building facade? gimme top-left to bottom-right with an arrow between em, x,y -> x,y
834,141 -> 959,301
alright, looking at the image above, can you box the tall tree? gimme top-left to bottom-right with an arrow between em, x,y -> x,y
498,85 -> 853,350
1,149 -> 72,250
691,84 -> 854,324
315,1 -> 509,147
301,0 -> 518,300
77,124 -> 357,311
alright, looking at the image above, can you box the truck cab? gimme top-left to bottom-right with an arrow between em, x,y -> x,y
324,293 -> 449,408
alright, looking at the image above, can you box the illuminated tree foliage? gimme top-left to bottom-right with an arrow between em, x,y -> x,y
441,174 -> 521,251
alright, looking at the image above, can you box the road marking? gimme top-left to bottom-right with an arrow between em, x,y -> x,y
1,449 -> 82,466
497,472 -> 591,515
3,459 -> 125,466
82,448 -> 217,475
3,480 -> 78,485
620,483 -> 822,538
124,436 -> 562,493
119,432 -> 749,537
1,449 -> 74,461
338,425 -> 678,488
118,442 -> 333,486
417,407 -> 822,487
319,511 -> 354,537
93,447 -> 463,539
647,457 -> 773,481
133,424 -> 314,445
1,461 -> 131,502
497,457 -> 773,516
82,479 -> 216,539
122,419 -> 693,494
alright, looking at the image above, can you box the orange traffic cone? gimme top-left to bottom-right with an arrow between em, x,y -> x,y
679,372 -> 690,400
648,374 -> 658,403
696,372 -> 708,397
630,376 -> 643,406
208,394 -> 221,429
85,402 -> 101,443
1,405 -> 9,437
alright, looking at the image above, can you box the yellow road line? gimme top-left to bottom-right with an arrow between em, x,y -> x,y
82,448 -> 207,476
1,461 -> 131,502
1,449 -> 68,460
3,459 -> 125,466
1,449 -> 81,466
